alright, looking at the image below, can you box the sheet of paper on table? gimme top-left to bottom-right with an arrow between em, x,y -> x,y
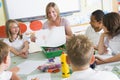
95,53 -> 120,65
95,53 -> 113,59
35,26 -> 66,47
17,60 -> 47,74
29,42 -> 42,53
95,54 -> 120,78
27,73 -> 51,80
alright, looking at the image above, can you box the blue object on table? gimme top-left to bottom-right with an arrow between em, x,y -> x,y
48,58 -> 55,62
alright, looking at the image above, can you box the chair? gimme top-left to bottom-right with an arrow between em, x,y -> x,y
30,20 -> 42,31
0,26 -> 7,38
19,22 -> 27,34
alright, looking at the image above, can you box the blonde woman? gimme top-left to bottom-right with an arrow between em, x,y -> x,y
43,2 -> 73,39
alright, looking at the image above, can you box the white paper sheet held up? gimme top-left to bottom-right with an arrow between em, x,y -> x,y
17,60 -> 47,74
35,26 -> 66,47
29,42 -> 42,53
27,73 -> 51,80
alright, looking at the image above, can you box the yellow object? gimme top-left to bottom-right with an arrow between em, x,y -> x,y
60,52 -> 70,78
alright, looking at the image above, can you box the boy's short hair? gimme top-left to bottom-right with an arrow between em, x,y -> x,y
92,10 -> 104,22
0,41 -> 9,64
66,35 -> 93,67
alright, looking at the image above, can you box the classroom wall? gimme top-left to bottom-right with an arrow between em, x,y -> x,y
0,0 -> 6,26
0,0 -> 118,26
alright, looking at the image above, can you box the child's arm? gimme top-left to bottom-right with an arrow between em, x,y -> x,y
31,78 -> 39,80
10,46 -> 27,58
21,41 -> 29,53
11,72 -> 21,80
9,67 -> 21,80
98,33 -> 107,54
10,46 -> 20,56
96,53 -> 120,64
17,41 -> 29,58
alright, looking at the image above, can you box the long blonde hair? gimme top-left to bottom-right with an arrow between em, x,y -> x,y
5,19 -> 22,42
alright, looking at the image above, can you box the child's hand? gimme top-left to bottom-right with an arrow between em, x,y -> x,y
95,56 -> 105,65
19,51 -> 28,59
31,77 -> 39,80
19,49 -> 28,58
30,33 -> 36,42
9,66 -> 19,73
19,52 -> 28,59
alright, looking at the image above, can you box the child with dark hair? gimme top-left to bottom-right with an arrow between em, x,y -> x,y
85,10 -> 104,50
66,35 -> 119,80
96,12 -> 120,64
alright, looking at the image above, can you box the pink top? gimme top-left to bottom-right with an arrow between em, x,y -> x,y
43,18 -> 70,34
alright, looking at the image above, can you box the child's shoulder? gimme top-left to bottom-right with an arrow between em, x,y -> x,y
0,71 -> 12,80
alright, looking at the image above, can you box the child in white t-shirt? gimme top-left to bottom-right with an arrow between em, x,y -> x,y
3,19 -> 29,58
0,41 -> 21,80
0,41 -> 39,80
66,35 -> 119,80
85,10 -> 104,50
96,12 -> 120,64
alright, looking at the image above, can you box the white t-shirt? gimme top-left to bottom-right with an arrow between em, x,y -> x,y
67,68 -> 119,80
3,35 -> 29,56
85,26 -> 103,46
0,71 -> 12,80
104,34 -> 120,55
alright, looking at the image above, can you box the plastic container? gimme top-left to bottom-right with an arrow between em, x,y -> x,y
42,45 -> 66,58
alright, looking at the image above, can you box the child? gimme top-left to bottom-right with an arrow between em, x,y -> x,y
66,35 -> 119,80
85,10 -> 104,50
0,41 -> 39,80
3,19 -> 29,58
0,41 -> 21,80
96,12 -> 120,64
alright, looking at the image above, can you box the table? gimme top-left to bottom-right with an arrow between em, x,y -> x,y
10,52 -> 64,80
95,54 -> 120,78
10,51 -> 120,80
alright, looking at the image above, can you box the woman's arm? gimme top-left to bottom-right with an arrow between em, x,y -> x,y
66,26 -> 73,40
